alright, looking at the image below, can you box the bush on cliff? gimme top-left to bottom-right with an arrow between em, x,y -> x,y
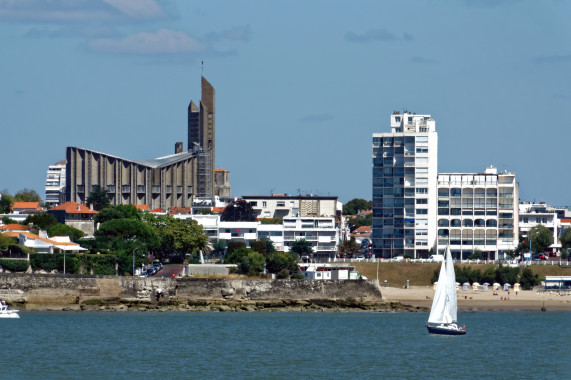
0,259 -> 29,272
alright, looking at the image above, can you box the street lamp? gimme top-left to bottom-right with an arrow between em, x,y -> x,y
132,247 -> 138,277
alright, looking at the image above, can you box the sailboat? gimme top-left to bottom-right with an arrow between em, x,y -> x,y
426,247 -> 466,335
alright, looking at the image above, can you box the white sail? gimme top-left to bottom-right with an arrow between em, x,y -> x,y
445,246 -> 458,322
427,259 -> 447,323
428,246 -> 457,324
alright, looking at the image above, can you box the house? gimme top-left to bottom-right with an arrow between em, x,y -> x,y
47,202 -> 98,237
350,226 -> 371,245
1,231 -> 87,254
0,224 -> 33,233
11,202 -> 43,215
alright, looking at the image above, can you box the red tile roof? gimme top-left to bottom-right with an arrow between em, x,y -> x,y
352,226 -> 371,234
12,201 -> 41,210
149,208 -> 164,213
357,210 -> 372,216
561,218 -> 571,223
215,168 -> 229,173
0,224 -> 32,231
212,207 -> 225,213
49,201 -> 98,214
134,205 -> 149,210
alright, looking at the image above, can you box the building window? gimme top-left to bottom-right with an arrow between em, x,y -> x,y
395,116 -> 401,122
416,188 -> 428,194
249,201 -> 257,206
262,201 -> 267,207
277,201 -> 285,207
416,136 -> 428,143
416,199 -> 428,205
416,147 -> 428,154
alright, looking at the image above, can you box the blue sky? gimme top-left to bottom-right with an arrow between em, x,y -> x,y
1,0 -> 570,205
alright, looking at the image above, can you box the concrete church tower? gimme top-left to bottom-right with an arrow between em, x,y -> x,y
188,77 -> 215,197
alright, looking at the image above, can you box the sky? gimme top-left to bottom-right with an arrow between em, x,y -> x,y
1,0 -> 571,205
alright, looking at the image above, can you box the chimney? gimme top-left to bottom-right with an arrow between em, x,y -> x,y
175,142 -> 183,154
77,203 -> 81,211
90,204 -> 94,211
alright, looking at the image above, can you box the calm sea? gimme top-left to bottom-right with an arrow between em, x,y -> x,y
1,311 -> 569,379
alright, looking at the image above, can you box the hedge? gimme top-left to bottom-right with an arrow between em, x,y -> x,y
0,259 -> 29,272
29,253 -> 118,275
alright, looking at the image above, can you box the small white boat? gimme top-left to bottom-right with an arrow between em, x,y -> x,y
426,247 -> 465,335
0,300 -> 20,319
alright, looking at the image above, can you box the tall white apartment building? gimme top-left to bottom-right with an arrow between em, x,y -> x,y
372,112 -> 438,259
437,166 -> 519,260
45,160 -> 67,207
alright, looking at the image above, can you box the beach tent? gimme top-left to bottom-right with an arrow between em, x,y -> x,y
503,283 -> 511,291
472,282 -> 481,291
513,283 -> 521,292
493,283 -> 501,291
482,283 -> 490,291
462,282 -> 470,291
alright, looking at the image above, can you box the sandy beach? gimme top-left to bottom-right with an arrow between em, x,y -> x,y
382,286 -> 571,311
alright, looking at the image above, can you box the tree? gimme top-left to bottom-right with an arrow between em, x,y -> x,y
528,225 -> 553,254
0,192 -> 14,213
496,264 -> 519,285
337,238 -> 361,258
87,185 -> 111,211
2,216 -> 18,225
14,188 -> 42,203
24,213 -> 59,230
342,198 -> 372,215
519,268 -> 540,290
250,239 -> 276,258
225,247 -> 266,276
290,239 -> 313,258
0,234 -> 17,251
468,249 -> 483,260
211,239 -> 228,258
47,224 -> 85,242
560,228 -> 571,251
347,214 -> 372,232
266,251 -> 299,275
95,219 -> 160,249
96,204 -> 142,224
220,199 -> 256,222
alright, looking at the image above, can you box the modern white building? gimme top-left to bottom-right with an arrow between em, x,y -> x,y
437,166 -> 519,260
372,112 -> 438,259
176,214 -> 338,258
518,202 -> 559,253
45,160 -> 66,207
242,195 -> 340,219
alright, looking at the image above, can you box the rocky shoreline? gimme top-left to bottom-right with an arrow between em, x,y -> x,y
18,299 -> 428,313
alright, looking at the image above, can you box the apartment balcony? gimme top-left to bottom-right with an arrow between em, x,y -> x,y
137,185 -> 145,194
76,185 -> 85,193
165,186 -> 172,194
121,185 -> 130,193
151,186 -> 161,194
177,186 -> 183,194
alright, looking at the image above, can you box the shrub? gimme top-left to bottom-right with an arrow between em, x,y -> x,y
227,241 -> 247,255
276,269 -> 289,279
0,259 -> 29,272
259,218 -> 283,225
290,272 -> 304,279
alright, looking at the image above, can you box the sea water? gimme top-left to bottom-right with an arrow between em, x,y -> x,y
1,311 -> 569,379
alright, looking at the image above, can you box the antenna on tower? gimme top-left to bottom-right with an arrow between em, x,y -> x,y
201,60 -> 204,76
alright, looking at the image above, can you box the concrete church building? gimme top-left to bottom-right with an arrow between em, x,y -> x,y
65,76 -> 230,210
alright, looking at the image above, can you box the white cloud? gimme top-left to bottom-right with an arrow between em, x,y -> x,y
103,0 -> 165,20
89,29 -> 205,55
0,0 -> 167,22
204,25 -> 252,42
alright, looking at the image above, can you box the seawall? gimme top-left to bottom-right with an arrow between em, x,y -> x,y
0,274 -> 423,312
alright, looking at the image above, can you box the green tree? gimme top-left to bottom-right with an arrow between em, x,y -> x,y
528,225 -> 553,254
519,267 -> 540,290
0,234 -> 17,251
496,264 -> 519,285
560,228 -> 571,251
238,251 -> 266,276
95,219 -> 160,249
24,213 -> 59,230
96,204 -> 142,224
2,216 -> 18,225
211,239 -> 228,258
14,188 -> 42,203
266,251 -> 299,274
220,199 -> 256,222
342,198 -> 372,215
250,239 -> 276,258
337,238 -> 361,258
86,185 -> 111,211
0,192 -> 14,213
227,241 -> 247,255
290,239 -> 313,258
468,249 -> 483,260
47,224 -> 85,242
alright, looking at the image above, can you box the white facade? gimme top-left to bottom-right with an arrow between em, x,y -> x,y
372,112 -> 438,259
45,160 -> 66,207
176,214 -> 338,256
518,203 -> 559,248
242,195 -> 338,219
437,166 -> 519,260
282,217 -> 338,259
